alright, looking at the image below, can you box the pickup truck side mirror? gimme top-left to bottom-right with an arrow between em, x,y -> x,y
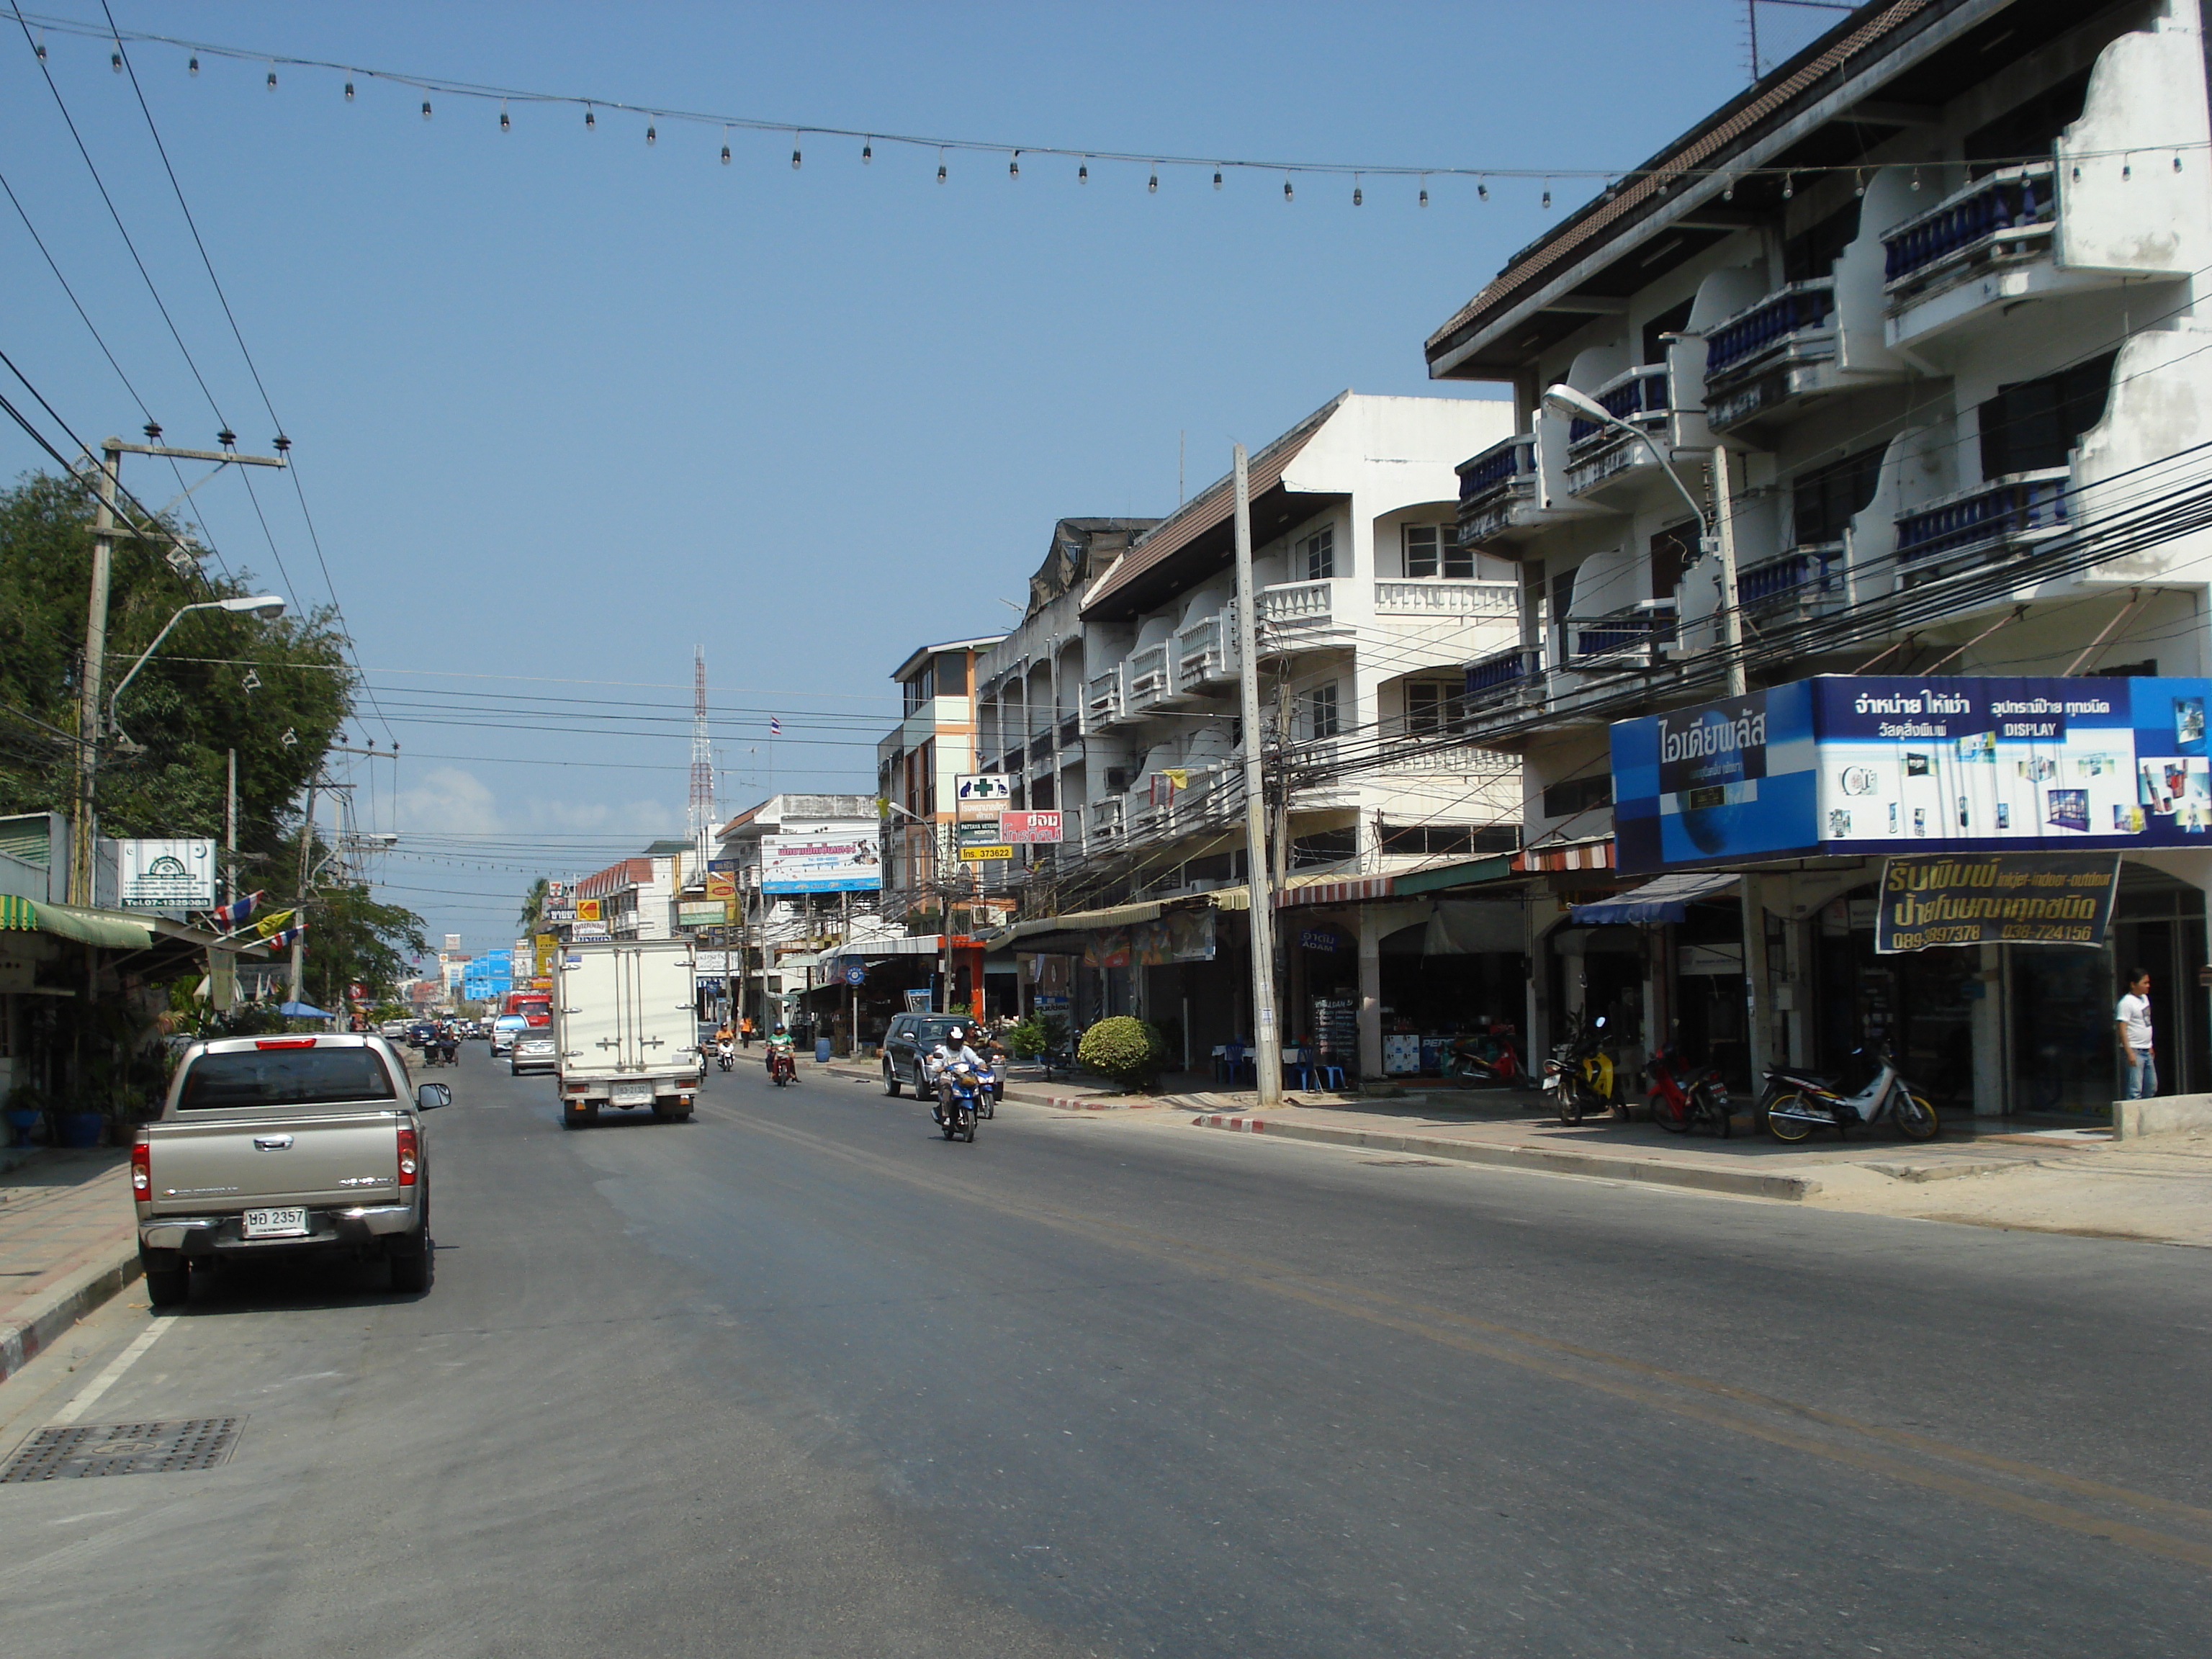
415,1082 -> 452,1112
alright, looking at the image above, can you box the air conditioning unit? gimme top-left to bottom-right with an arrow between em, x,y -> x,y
1104,768 -> 1129,793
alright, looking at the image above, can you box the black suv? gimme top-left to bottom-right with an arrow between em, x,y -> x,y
881,1014 -> 971,1095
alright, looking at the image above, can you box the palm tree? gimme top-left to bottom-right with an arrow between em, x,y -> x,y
518,877 -> 549,932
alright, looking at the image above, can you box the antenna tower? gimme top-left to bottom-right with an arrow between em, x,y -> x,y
689,644 -> 715,872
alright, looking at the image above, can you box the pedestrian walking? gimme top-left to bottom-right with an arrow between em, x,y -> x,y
2116,969 -> 2157,1100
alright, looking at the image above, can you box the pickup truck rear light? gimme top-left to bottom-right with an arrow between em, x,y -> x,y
396,1125 -> 418,1186
130,1141 -> 150,1197
256,1038 -> 317,1050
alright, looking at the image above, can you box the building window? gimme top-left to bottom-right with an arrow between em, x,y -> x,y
1291,827 -> 1357,868
1542,774 -> 1613,819
1300,524 -> 1336,581
1404,680 -> 1463,734
1300,683 -> 1341,741
1979,354 -> 2116,480
1793,446 -> 1887,546
1380,823 -> 1520,857
902,663 -> 935,715
1403,523 -> 1473,580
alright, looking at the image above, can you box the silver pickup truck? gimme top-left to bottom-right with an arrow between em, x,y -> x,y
133,1032 -> 449,1305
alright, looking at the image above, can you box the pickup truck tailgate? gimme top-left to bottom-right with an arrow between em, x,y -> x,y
142,1111 -> 404,1213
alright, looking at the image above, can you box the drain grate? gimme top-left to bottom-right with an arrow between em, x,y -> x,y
0,1418 -> 243,1482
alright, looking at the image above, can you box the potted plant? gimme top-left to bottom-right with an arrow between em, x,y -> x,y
1076,1015 -> 1170,1093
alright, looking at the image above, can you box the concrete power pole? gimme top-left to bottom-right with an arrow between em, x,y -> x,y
1230,444 -> 1283,1106
290,777 -> 316,1005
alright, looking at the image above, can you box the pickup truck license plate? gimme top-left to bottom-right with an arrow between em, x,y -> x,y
243,1207 -> 308,1238
611,1082 -> 652,1106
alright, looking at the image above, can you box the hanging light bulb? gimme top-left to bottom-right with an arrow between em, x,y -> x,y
188,55 -> 197,74
2123,158 -> 2132,179
1079,161 -> 1089,183
1542,188 -> 1552,209
1148,169 -> 1159,194
1213,170 -> 1223,189
344,81 -> 355,101
647,123 -> 657,145
1419,186 -> 1429,207
1477,181 -> 1488,201
862,139 -> 873,163
1782,174 -> 1794,199
938,149 -> 948,183
721,143 -> 732,165
1722,177 -> 1734,202
1352,179 -> 1363,207
1010,152 -> 1020,179
421,98 -> 432,120
2176,153 -> 2185,173
1284,178 -> 1295,202
791,145 -> 803,169
111,49 -> 122,73
499,101 -> 510,132
584,104 -> 595,130
1910,166 -> 1920,192
34,35 -> 46,60
266,65 -> 277,91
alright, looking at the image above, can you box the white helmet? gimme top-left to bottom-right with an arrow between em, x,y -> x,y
947,1026 -> 965,1042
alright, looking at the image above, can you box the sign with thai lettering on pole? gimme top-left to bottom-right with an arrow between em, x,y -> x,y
761,825 -> 883,893
956,821 -> 1012,861
954,774 -> 1012,814
1613,675 -> 2212,873
999,811 -> 1062,843
1875,853 -> 2119,953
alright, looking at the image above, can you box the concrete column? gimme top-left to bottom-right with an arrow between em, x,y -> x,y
1972,941 -> 2005,1117
1357,907 -> 1383,1082
1740,871 -> 1771,1084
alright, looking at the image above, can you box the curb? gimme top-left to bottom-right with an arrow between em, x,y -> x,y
1190,1114 -> 1820,1202
0,1241 -> 143,1387
818,1062 -> 1158,1113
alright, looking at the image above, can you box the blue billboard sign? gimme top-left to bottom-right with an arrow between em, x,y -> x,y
1612,675 -> 2212,873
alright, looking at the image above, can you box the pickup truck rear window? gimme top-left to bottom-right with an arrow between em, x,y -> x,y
178,1048 -> 398,1110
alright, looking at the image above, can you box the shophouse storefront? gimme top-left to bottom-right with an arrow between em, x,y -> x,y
1601,674 -> 2212,1118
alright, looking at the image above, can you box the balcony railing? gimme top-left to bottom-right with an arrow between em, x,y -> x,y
1463,646 -> 1543,707
1735,542 -> 1841,611
1085,668 -> 1123,727
1125,643 -> 1171,709
1058,714 -> 1079,746
1704,278 -> 1836,379
1894,468 -> 2071,567
1087,796 -> 1124,846
1883,161 -> 2056,297
1570,601 -> 1676,667
1175,611 -> 1237,691
1457,433 -> 1537,503
1377,742 -> 1500,775
1258,579 -> 1334,625
1373,579 -> 1516,619
1565,366 -> 1671,449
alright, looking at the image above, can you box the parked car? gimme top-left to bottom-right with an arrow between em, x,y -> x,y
132,1032 -> 445,1303
879,1013 -> 969,1096
489,1015 -> 527,1057
510,1029 -> 559,1076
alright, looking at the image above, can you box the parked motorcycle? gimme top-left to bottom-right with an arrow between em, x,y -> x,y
1542,1011 -> 1619,1126
1646,1041 -> 1731,1137
1447,1025 -> 1533,1089
933,1059 -> 986,1142
1765,1046 -> 1938,1142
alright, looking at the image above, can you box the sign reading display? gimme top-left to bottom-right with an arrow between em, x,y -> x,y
1612,675 -> 2212,873
1875,853 -> 2119,953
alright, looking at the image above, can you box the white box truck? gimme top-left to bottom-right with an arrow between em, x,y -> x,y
553,939 -> 701,1128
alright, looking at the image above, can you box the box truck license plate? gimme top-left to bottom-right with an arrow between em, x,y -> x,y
611,1082 -> 652,1106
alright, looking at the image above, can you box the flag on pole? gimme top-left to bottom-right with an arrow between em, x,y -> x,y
210,889 -> 264,929
769,716 -> 782,736
253,907 -> 298,939
267,922 -> 307,949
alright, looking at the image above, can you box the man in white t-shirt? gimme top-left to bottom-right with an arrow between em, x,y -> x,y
2116,970 -> 2157,1100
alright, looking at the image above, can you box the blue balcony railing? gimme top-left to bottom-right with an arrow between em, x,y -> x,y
1705,279 -> 1836,377
1568,368 -> 1670,444
1894,470 -> 2070,565
1735,543 -> 1840,608
1883,163 -> 2056,289
1571,603 -> 1676,663
1464,646 -> 1541,705
1457,433 -> 1536,501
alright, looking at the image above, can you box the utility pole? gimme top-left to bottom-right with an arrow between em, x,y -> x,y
1712,446 -> 1748,699
71,434 -> 287,906
1231,443 -> 1283,1106
290,776 -> 316,1005
225,747 -> 238,906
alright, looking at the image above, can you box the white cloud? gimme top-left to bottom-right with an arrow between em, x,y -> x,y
532,795 -> 680,837
394,765 -> 503,836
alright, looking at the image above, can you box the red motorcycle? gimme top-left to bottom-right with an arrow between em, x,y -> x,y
766,1045 -> 796,1087
1646,1042 -> 1732,1136
1447,1024 -> 1534,1089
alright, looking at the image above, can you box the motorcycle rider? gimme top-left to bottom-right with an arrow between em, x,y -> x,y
925,1025 -> 987,1123
765,1022 -> 796,1082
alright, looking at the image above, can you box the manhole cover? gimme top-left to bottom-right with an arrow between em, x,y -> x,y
0,1418 -> 243,1482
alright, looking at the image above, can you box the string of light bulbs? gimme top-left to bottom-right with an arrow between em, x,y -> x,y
12,6 -> 2204,210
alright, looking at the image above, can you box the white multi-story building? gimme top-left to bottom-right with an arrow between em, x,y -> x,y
975,391 -> 1521,1073
1426,0 -> 2212,1116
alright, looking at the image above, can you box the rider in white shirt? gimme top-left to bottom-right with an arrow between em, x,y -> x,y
925,1025 -> 986,1115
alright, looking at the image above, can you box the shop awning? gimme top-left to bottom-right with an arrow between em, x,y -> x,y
278,1000 -> 336,1020
1,896 -> 156,949
986,889 -> 1251,954
1570,871 -> 1738,925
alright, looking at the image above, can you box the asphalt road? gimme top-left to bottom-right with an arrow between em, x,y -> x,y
3,1046 -> 2210,1657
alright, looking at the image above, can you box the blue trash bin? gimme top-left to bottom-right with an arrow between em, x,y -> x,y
815,1037 -> 832,1064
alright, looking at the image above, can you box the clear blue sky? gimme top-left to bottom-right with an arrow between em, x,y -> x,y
0,1 -> 1837,951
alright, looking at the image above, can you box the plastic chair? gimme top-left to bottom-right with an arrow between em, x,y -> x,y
1314,1060 -> 1346,1092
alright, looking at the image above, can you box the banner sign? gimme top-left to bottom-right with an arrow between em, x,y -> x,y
955,773 -> 1012,814
706,870 -> 737,900
761,824 -> 883,894
678,902 -> 725,925
955,819 -> 1012,860
112,838 -> 217,909
1875,853 -> 2119,953
694,950 -> 728,973
575,898 -> 603,922
1000,810 -> 1063,844
1614,675 -> 2212,873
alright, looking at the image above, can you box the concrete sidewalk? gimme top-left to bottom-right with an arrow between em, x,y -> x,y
0,1148 -> 142,1385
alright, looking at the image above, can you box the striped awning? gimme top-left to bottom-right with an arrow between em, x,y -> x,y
1515,837 -> 1617,873
0,895 -> 155,948
0,894 -> 32,930
1274,874 -> 1393,909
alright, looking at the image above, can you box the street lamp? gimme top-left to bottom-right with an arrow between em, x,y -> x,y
1539,382 -> 1745,697
108,595 -> 287,745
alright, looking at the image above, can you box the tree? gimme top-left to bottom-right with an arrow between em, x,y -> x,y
518,876 -> 549,931
300,873 -> 429,1009
0,471 -> 351,878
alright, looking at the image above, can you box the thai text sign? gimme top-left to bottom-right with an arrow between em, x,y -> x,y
761,824 -> 883,894
1874,853 -> 2119,953
113,838 -> 217,909
999,811 -> 1063,844
954,774 -> 1012,814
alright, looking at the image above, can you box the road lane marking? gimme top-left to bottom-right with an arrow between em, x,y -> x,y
49,1318 -> 174,1426
710,1102 -> 2212,1571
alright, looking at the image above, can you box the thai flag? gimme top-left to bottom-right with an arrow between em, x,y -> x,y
267,922 -> 307,948
210,890 -> 264,929
769,716 -> 782,736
